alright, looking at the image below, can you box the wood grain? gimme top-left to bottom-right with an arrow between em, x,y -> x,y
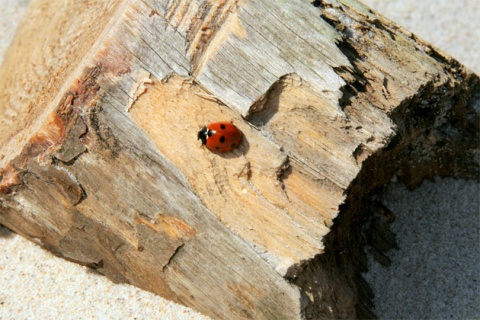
1,0 -> 478,319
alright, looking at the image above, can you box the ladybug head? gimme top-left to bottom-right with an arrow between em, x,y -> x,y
197,126 -> 208,145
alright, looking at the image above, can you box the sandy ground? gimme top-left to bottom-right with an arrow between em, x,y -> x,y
1,0 -> 478,319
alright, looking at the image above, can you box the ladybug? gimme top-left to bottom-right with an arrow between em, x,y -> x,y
197,122 -> 243,152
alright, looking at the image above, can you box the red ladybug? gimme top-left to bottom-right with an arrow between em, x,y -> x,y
197,122 -> 243,152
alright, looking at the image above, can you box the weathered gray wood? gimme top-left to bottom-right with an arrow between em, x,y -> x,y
0,0 -> 478,319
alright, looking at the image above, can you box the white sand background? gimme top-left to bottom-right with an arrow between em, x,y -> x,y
1,0 -> 478,319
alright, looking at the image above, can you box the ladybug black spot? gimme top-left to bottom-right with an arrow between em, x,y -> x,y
219,136 -> 226,143
215,146 -> 219,150
220,124 -> 226,130
231,143 -> 236,148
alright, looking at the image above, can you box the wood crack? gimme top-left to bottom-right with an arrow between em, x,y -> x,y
162,243 -> 185,272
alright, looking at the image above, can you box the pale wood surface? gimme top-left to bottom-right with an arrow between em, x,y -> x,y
1,0 -> 478,319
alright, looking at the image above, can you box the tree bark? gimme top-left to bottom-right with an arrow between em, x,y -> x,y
0,0 -> 478,319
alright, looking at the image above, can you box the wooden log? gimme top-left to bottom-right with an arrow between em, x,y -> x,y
0,0 -> 478,319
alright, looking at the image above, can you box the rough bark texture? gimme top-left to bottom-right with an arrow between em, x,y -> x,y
0,0 -> 478,319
